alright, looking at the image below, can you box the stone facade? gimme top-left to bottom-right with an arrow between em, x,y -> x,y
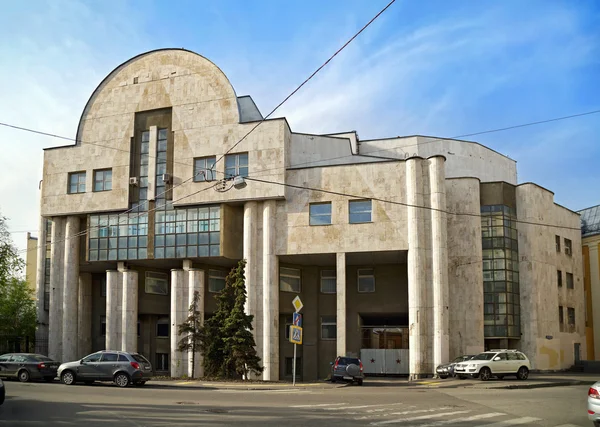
35,49 -> 585,380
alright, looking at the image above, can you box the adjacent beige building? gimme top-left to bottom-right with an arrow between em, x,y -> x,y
35,48 -> 585,380
580,205 -> 600,361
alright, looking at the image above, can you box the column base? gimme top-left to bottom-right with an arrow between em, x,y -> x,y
408,373 -> 431,381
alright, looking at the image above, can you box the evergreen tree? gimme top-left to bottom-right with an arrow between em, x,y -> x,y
177,290 -> 204,378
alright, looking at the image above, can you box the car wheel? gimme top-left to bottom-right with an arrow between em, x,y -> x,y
439,375 -> 448,379
114,372 -> 130,388
479,367 -> 492,381
517,367 -> 529,380
18,369 -> 30,383
61,370 -> 76,386
44,377 -> 55,382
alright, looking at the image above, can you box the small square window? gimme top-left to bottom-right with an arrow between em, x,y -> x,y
310,203 -> 332,226
193,156 -> 216,182
145,272 -> 169,295
358,268 -> 375,293
280,267 -> 301,293
349,200 -> 372,223
156,316 -> 169,337
93,169 -> 112,192
225,152 -> 248,178
209,269 -> 227,293
321,316 -> 336,340
320,270 -> 336,294
68,171 -> 86,194
566,272 -> 574,289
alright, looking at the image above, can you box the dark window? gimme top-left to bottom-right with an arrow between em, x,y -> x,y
507,353 -> 519,361
118,354 -> 128,362
565,239 -> 572,256
566,273 -> 574,289
133,354 -> 150,364
193,156 -> 216,182
496,353 -> 507,360
320,270 -> 336,293
100,316 -> 106,336
68,172 -> 86,194
0,355 -> 11,362
82,353 -> 102,363
285,357 -> 302,376
225,152 -> 248,178
209,270 -> 227,293
555,235 -> 561,252
349,200 -> 372,223
156,353 -> 169,371
284,315 -> 293,340
93,169 -> 112,192
337,357 -> 360,365
157,317 -> 169,337
358,268 -> 375,293
559,306 -> 564,324
310,203 -> 332,226
568,307 -> 575,325
516,353 -> 526,361
280,267 -> 301,293
321,316 -> 336,340
101,353 -> 118,362
557,270 -> 562,287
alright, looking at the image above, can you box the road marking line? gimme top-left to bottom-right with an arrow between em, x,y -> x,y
325,403 -> 405,411
476,417 -> 542,427
554,425 -> 582,427
371,410 -> 470,425
387,407 -> 452,416
414,412 -> 505,427
354,407 -> 417,419
291,403 -> 348,408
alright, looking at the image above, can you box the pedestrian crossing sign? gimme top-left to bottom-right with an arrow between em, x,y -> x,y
289,325 -> 303,345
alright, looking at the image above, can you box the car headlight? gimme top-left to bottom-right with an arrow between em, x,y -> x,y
468,364 -> 477,368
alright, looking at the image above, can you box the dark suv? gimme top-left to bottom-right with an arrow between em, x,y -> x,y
58,350 -> 153,387
331,356 -> 364,385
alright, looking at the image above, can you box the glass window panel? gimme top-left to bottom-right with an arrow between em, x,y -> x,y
483,271 -> 494,282
495,326 -> 507,337
89,239 -> 99,250
188,209 -> 199,220
138,236 -> 147,247
128,237 -> 138,247
498,304 -> 507,314
484,304 -> 494,314
507,304 -> 514,314
482,228 -> 491,238
156,163 -> 167,175
494,293 -> 506,303
483,260 -> 493,270
165,223 -> 176,233
108,249 -> 117,260
484,314 -> 495,325
99,250 -> 108,261
165,247 -> 175,258
158,128 -> 168,140
198,246 -> 209,257
210,219 -> 220,231
138,223 -> 147,235
484,282 -> 494,292
495,314 -> 506,325
155,235 -> 164,247
210,232 -> 220,244
176,222 -> 186,233
155,247 -> 164,259
176,247 -> 186,258
199,208 -> 209,219
349,200 -> 372,223
138,247 -> 147,259
99,239 -> 108,250
210,245 -> 220,256
494,270 -> 506,281
484,293 -> 494,303
494,281 -> 506,292
482,249 -> 493,260
199,233 -> 209,244
493,259 -> 505,270
165,234 -> 175,246
187,221 -> 198,232
484,326 -> 494,336
492,227 -> 504,237
140,165 -> 149,176
176,234 -> 186,246
108,238 -> 117,249
89,250 -> 98,261
155,223 -> 165,235
118,237 -> 127,248
187,246 -> 197,257
187,233 -> 197,245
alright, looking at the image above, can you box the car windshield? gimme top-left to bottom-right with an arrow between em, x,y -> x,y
472,353 -> 496,361
452,357 -> 464,363
338,357 -> 360,365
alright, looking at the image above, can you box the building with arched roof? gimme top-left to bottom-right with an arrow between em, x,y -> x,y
35,49 -> 585,381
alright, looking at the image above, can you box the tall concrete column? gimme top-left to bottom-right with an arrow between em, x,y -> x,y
106,270 -> 121,350
48,217 -> 65,361
243,202 -> 258,318
122,270 -> 138,352
35,215 -> 48,353
406,157 -> 427,380
262,200 -> 279,381
429,156 -> 449,374
187,268 -> 204,378
62,216 -> 80,362
170,269 -> 186,377
78,272 -> 92,358
336,253 -> 347,357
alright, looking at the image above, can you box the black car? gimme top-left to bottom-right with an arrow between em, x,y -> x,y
331,356 -> 364,385
0,353 -> 60,382
435,355 -> 475,379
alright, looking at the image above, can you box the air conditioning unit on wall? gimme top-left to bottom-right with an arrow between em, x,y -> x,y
162,173 -> 172,184
129,177 -> 139,186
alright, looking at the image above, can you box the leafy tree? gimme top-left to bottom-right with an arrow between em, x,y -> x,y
177,290 -> 204,379
202,260 -> 262,379
0,213 -> 37,338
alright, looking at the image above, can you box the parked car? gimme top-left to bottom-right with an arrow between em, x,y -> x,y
454,349 -> 530,381
589,382 -> 600,427
435,355 -> 475,379
0,353 -> 59,382
58,350 -> 153,388
0,379 -> 5,405
330,356 -> 364,385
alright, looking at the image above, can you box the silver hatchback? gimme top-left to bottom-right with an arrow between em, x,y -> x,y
58,350 -> 153,388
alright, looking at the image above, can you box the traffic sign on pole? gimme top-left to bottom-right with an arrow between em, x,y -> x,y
293,312 -> 302,327
289,325 -> 302,345
292,296 -> 303,313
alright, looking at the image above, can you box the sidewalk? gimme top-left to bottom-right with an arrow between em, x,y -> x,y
147,378 -> 343,391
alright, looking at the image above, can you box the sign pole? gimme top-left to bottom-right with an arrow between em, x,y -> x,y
293,342 -> 297,387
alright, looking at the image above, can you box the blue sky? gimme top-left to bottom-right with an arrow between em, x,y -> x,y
1,0 -> 599,252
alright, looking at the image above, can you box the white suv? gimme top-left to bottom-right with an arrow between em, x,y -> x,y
453,349 -> 531,381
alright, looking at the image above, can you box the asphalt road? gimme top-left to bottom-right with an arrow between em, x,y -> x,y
0,379 -> 591,426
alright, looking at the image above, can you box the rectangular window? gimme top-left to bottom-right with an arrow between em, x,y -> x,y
559,306 -> 563,324
320,270 -> 336,294
156,353 -> 169,371
285,357 -> 302,377
209,269 -> 227,293
565,239 -> 572,256
358,268 -> 375,293
68,171 -> 86,194
93,169 -> 112,192
225,152 -> 248,178
156,317 -> 169,337
566,272 -> 574,289
557,270 -> 562,288
193,156 -> 216,182
555,235 -> 561,252
145,271 -> 169,295
349,200 -> 372,224
100,315 -> 106,336
321,316 -> 336,340
568,307 -> 575,325
309,202 -> 332,226
284,315 -> 293,340
280,267 -> 301,293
